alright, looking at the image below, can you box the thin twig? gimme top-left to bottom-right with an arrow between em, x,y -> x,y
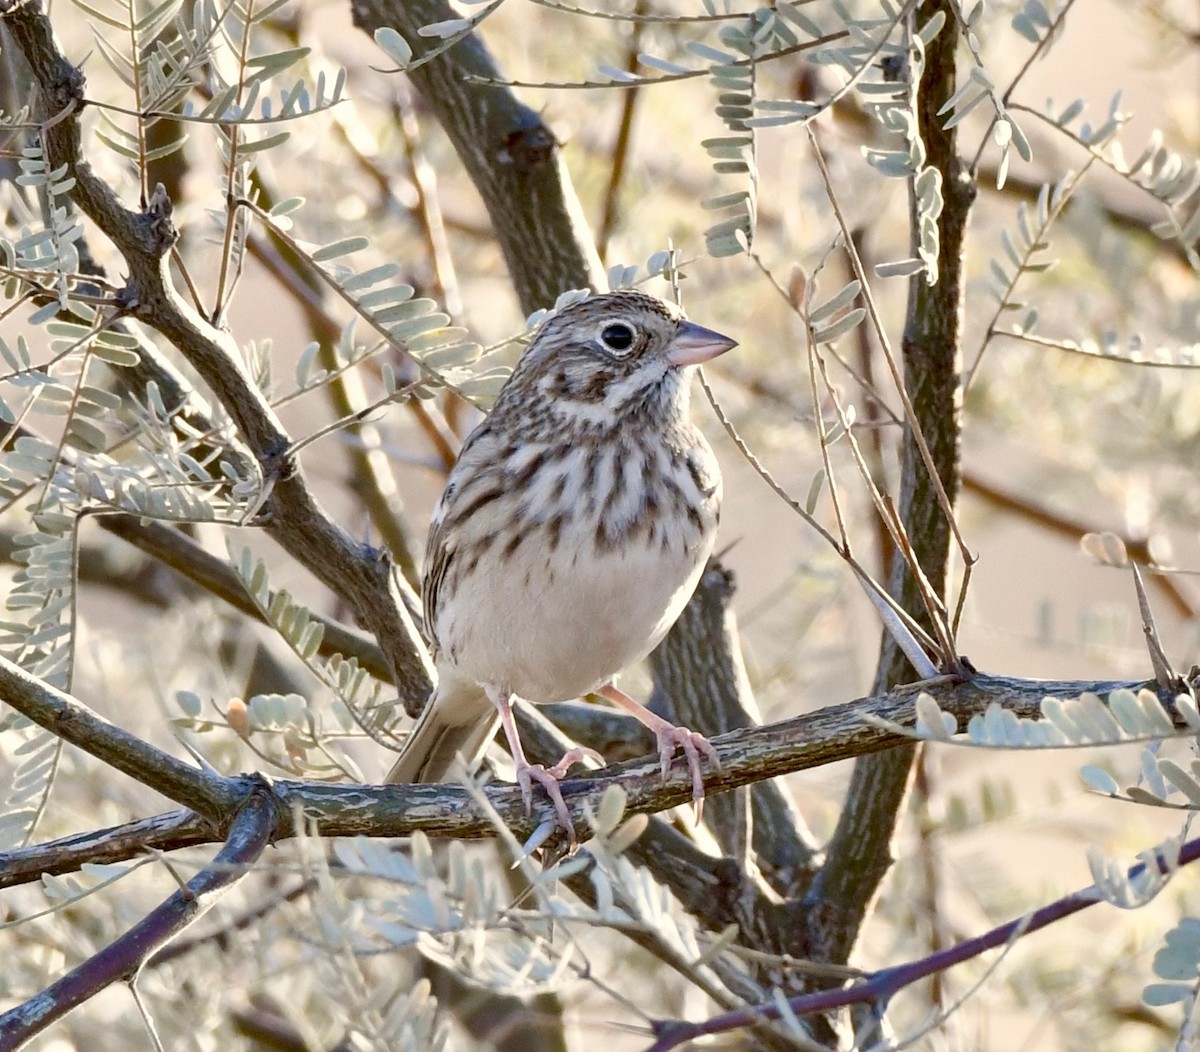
0,787 -> 276,1050
646,835 -> 1200,1050
596,3 -> 646,262
806,126 -> 975,580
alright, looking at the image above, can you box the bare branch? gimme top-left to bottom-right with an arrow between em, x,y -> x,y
0,655 -> 232,819
0,785 -> 276,1050
0,670 -> 1164,887
647,835 -> 1200,1050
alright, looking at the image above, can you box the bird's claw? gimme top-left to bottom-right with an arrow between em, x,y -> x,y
515,746 -> 604,848
655,726 -> 720,825
547,745 -> 604,779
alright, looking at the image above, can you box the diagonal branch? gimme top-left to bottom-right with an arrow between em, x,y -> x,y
647,834 -> 1200,1050
0,654 -> 232,820
0,784 -> 277,1051
350,0 -> 606,314
0,0 -> 434,711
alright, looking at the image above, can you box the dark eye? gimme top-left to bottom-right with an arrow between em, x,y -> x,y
600,322 -> 636,353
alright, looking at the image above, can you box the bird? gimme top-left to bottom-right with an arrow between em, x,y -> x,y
385,289 -> 736,838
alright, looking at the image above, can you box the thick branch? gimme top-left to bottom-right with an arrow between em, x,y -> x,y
349,0 -> 606,314
0,809 -> 210,890
0,670 -> 1157,887
810,0 -> 973,966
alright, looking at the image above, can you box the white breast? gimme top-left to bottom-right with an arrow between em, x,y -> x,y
433,441 -> 720,703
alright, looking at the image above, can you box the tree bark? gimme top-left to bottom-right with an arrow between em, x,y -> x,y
804,0 -> 973,967
349,0 -> 606,314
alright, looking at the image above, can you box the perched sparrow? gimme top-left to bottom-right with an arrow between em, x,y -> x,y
386,290 -> 736,836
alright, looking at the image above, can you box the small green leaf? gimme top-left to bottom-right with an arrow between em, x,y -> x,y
1081,765 -> 1119,794
177,690 -> 203,717
240,131 -> 290,154
313,236 -> 369,262
66,417 -> 108,452
811,308 -> 865,345
809,281 -> 861,324
270,196 -> 306,217
91,343 -> 141,367
375,27 -> 413,66
1142,983 -> 1193,1007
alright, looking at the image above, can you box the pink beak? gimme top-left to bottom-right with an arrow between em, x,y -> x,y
666,320 -> 738,366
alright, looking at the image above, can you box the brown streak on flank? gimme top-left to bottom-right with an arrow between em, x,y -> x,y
511,448 -> 548,488
629,506 -> 655,546
501,527 -> 525,561
451,486 -> 505,524
658,471 -> 683,507
641,450 -> 659,486
582,451 -> 600,516
593,515 -> 619,554
546,512 -> 566,551
475,532 -> 497,555
642,483 -> 660,515
582,449 -> 599,486
609,454 -> 628,506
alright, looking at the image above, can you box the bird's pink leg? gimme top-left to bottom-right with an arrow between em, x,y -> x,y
597,683 -> 719,821
485,686 -> 603,843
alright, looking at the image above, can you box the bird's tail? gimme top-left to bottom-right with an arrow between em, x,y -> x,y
384,680 -> 499,784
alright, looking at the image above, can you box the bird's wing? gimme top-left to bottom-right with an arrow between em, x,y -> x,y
421,422 -> 505,652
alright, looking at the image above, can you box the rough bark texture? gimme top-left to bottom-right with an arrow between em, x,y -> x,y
350,0 -> 607,315
3,659 -> 1154,889
649,562 -> 819,898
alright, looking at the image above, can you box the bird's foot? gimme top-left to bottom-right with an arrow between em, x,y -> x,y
653,724 -> 720,824
515,746 -> 604,846
596,684 -> 721,825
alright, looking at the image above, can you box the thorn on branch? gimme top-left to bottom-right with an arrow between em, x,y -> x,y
499,122 -> 559,171
144,182 -> 178,254
261,436 -> 298,483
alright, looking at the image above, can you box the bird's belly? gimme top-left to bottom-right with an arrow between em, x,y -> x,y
438,530 -> 712,703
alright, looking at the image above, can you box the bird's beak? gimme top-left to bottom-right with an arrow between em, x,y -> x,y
665,320 -> 738,366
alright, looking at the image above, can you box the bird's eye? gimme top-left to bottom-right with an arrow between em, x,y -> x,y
600,322 -> 636,354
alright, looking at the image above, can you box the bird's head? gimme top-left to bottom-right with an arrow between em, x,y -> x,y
505,290 -> 737,427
